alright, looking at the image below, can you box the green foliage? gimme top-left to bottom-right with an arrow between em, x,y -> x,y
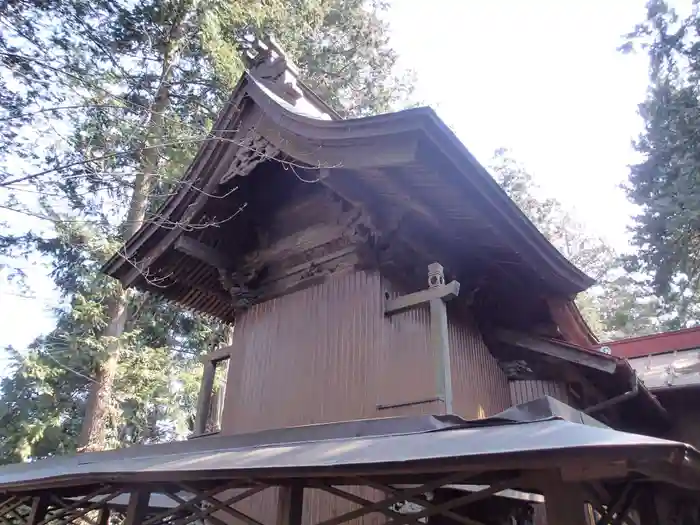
490,149 -> 616,281
622,0 -> 700,328
0,0 -> 412,461
489,149 -> 666,342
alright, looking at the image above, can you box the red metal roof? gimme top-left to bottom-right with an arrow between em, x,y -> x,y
598,327 -> 700,358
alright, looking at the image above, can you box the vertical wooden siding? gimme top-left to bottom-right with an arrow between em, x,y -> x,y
221,269 -> 384,433
449,305 -> 511,419
220,270 -> 387,525
375,278 -> 439,418
509,380 -> 570,405
217,269 -> 512,525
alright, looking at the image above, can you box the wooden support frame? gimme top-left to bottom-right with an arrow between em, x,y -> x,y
42,485 -> 127,525
309,472 -> 520,525
0,469 -> 667,525
385,263 -> 460,414
174,236 -> 230,270
193,347 -> 233,437
495,329 -> 616,374
537,471 -> 590,525
124,491 -> 151,525
359,478 -> 484,525
276,485 -> 304,525
430,293 -> 453,414
384,280 -> 460,316
310,471 -> 473,525
140,480 -> 266,525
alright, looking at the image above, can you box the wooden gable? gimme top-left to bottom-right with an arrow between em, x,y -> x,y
102,41 -> 594,339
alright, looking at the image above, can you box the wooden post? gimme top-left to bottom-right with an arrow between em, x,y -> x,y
195,360 -> 217,435
97,507 -> 111,525
540,472 -> 588,525
124,491 -> 150,525
384,262 -> 459,415
277,485 -> 304,525
430,296 -> 453,414
25,496 -> 48,525
428,263 -> 453,414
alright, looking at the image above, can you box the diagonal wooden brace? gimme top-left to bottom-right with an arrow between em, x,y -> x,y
384,477 -> 521,525
312,471 -> 478,525
359,478 -> 485,525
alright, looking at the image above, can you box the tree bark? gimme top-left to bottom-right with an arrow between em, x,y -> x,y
78,5 -> 193,451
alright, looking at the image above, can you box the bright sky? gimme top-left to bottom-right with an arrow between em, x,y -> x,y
0,1 -> 655,372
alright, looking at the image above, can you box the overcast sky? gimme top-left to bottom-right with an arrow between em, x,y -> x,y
0,1 -> 656,373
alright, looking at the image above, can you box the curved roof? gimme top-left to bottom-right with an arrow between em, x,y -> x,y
102,70 -> 594,319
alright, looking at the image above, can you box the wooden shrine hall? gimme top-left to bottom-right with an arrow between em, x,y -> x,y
2,38 -> 700,525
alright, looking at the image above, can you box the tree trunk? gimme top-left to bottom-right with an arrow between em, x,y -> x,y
78,8 -> 193,451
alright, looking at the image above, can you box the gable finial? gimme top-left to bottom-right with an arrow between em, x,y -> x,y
240,33 -> 303,103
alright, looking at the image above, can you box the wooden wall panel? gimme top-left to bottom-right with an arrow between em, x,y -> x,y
221,269 -> 384,433
216,269 -> 517,525
376,280 -> 437,417
449,305 -> 511,419
509,380 -> 570,406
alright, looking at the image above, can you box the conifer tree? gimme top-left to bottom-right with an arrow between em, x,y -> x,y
0,0 -> 413,460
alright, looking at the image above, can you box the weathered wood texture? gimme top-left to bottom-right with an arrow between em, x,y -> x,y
448,304 -> 511,419
509,380 -> 570,406
222,270 -> 383,432
222,270 -> 508,432
662,400 -> 700,450
212,486 -> 386,525
217,269 -> 511,525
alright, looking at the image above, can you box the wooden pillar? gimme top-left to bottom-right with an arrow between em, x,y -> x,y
277,485 -> 304,525
384,263 -> 460,415
25,496 -> 48,525
124,491 -> 150,525
195,360 -> 217,435
428,263 -> 453,415
97,507 -> 111,525
430,296 -> 453,414
540,473 -> 588,525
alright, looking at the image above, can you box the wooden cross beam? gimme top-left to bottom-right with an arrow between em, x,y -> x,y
385,263 -> 460,414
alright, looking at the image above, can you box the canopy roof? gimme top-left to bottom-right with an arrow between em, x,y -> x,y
101,47 -> 593,322
0,397 -> 697,496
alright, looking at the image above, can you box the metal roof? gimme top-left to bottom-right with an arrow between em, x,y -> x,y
101,64 -> 594,322
599,326 -> 700,358
628,348 -> 700,390
0,397 -> 698,494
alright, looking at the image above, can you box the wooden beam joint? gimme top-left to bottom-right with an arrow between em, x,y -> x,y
385,280 -> 460,316
175,236 -> 230,270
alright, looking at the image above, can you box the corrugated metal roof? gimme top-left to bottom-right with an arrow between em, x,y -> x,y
599,327 -> 700,358
0,398 -> 698,494
629,349 -> 700,390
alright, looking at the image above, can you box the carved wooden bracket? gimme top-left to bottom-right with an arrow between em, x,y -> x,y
219,131 -> 280,186
173,235 -> 262,310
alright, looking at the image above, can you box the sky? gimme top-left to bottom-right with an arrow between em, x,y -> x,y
0,1 -> 656,373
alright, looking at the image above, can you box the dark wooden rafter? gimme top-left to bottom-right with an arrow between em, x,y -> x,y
173,235 -> 263,308
102,63 -> 596,322
493,330 -> 616,374
174,237 -> 230,271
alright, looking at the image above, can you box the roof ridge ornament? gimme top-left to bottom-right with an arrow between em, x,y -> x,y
242,34 -> 303,104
